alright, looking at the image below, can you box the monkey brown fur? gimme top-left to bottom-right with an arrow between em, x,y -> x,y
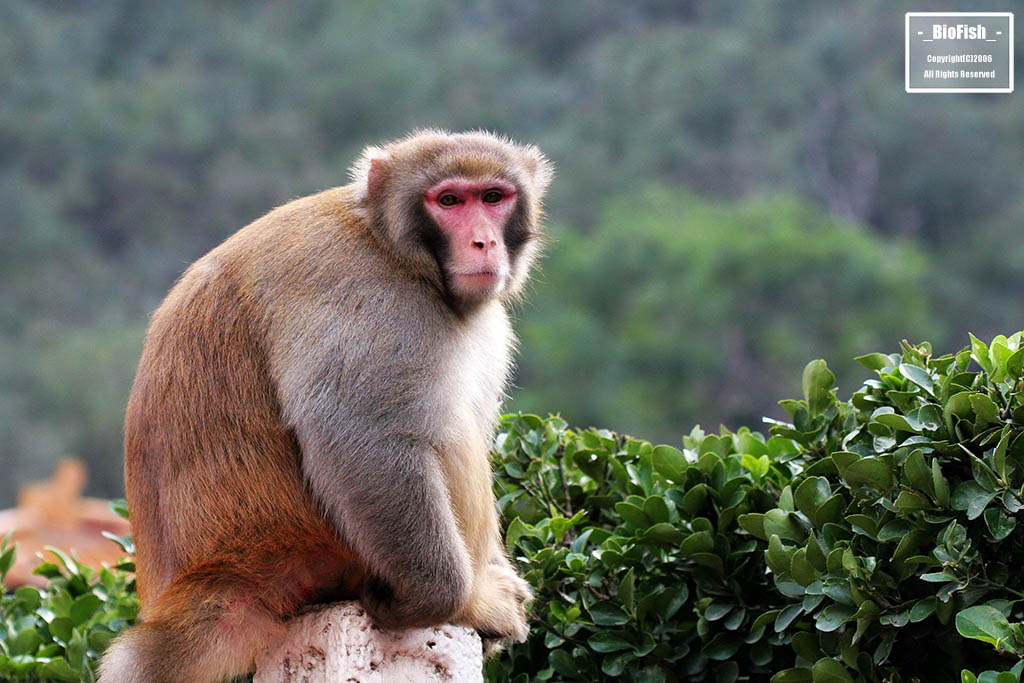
98,131 -> 552,682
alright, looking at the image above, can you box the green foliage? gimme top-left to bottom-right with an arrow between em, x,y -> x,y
7,334 -> 1024,680
515,190 -> 935,443
489,414 -> 792,681
492,332 -> 1024,681
0,504 -> 136,682
3,0 -> 1024,508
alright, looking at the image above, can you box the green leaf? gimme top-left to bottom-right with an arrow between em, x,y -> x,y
805,532 -> 827,570
571,528 -> 594,554
70,594 -> 102,626
618,568 -> 635,612
845,514 -> 878,538
791,548 -> 819,586
794,477 -> 831,520
991,341 -> 1013,378
643,496 -> 671,523
505,518 -> 540,551
642,523 -> 686,545
549,648 -> 576,677
39,660 -> 79,683
651,445 -> 687,482
775,603 -> 804,632
791,632 -> 824,661
601,652 -> 632,676
33,561 -> 63,579
49,616 -> 74,644
771,669 -> 814,683
843,457 -> 892,491
706,602 -> 734,622
89,627 -> 115,652
682,530 -> 715,555
588,632 -> 633,653
615,502 -> 650,528
589,601 -> 631,626
956,605 -> 1013,649
899,363 -> 935,396
903,450 -> 934,496
984,508 -> 1017,541
742,453 -> 770,481
811,657 -> 855,683
703,633 -> 741,661
681,484 -> 708,516
910,597 -> 937,623
875,413 -> 917,433
944,391 -> 975,433
933,459 -> 951,507
766,535 -> 793,574
969,453 -> 1000,492
816,605 -> 855,632
803,360 -> 835,417
13,585 -> 41,613
763,509 -> 804,542
716,661 -> 740,683
894,490 -> 932,512
9,628 -> 41,657
691,552 -> 725,575
970,333 -> 993,374
877,519 -> 915,542
814,494 -> 845,527
855,353 -> 895,371
970,394 -> 1000,428
110,498 -> 131,520
831,451 -> 861,472
0,546 -> 15,579
951,481 -> 998,520
738,513 -> 766,541
1007,348 -> 1024,378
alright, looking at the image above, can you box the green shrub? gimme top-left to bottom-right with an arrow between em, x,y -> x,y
513,189 -> 938,444
491,332 -> 1024,682
0,502 -> 136,682
7,333 -> 1024,682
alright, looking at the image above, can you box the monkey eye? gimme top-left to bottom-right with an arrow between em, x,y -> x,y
482,189 -> 504,204
438,193 -> 459,207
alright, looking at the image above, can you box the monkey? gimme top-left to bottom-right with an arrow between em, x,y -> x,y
98,130 -> 552,683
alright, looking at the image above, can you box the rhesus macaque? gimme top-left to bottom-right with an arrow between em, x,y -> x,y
99,130 -> 552,683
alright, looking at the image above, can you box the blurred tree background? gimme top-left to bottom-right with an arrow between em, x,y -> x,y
1,0 -> 1021,506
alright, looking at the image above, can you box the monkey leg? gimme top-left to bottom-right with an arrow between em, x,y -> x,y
99,573 -> 286,683
457,553 -> 532,654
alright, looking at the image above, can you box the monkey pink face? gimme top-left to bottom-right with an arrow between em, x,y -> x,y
423,178 -> 518,303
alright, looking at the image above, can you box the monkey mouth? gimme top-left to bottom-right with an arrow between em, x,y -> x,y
452,270 -> 504,292
455,269 -> 499,280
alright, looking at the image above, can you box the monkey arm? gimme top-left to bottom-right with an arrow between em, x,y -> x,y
270,300 -> 475,627
295,419 -> 473,627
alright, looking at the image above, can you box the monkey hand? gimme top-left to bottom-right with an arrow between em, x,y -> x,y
459,555 -> 532,656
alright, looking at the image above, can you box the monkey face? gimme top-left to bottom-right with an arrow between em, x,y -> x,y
356,130 -> 551,314
422,177 -> 517,304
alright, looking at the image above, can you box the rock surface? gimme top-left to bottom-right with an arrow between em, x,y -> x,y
254,602 -> 483,682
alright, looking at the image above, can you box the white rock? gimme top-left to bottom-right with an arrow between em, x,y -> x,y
253,602 -> 483,683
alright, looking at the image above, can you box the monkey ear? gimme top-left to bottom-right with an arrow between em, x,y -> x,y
521,146 -> 554,196
350,145 -> 391,204
367,158 -> 390,201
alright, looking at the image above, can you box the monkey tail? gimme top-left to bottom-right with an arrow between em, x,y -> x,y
99,569 -> 286,683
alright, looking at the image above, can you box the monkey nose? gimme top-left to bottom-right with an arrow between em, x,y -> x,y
472,239 -> 498,251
